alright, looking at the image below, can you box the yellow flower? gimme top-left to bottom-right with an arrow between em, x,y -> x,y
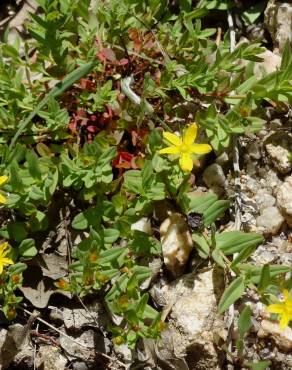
267,289 -> 292,329
0,175 -> 8,204
0,242 -> 14,275
159,123 -> 212,172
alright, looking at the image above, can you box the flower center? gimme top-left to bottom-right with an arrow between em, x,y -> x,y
180,143 -> 190,153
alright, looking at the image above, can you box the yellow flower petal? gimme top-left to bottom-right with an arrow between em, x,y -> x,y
179,153 -> 193,172
282,289 -> 290,300
0,257 -> 13,265
183,124 -> 197,145
279,313 -> 291,330
0,193 -> 7,204
266,304 -> 285,314
159,146 -> 180,154
0,264 -> 3,275
163,132 -> 182,147
189,143 -> 212,155
0,175 -> 8,186
0,242 -> 9,255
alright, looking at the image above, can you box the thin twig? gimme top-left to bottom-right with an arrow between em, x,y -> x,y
226,11 -> 240,370
227,11 -> 236,53
33,323 -> 39,370
20,306 -> 127,368
120,75 -> 172,132
110,44 -> 165,65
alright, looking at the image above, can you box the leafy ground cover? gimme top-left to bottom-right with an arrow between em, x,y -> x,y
0,1 -> 292,369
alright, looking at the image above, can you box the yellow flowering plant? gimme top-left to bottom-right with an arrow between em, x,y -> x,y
0,242 -> 14,275
159,123 -> 212,172
0,175 -> 8,204
267,289 -> 292,330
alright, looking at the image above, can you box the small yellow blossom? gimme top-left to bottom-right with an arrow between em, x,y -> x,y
0,242 -> 14,275
267,289 -> 292,329
0,175 -> 8,204
159,123 -> 212,172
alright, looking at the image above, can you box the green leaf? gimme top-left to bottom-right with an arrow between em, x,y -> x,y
192,232 -> 210,259
130,231 -> 161,255
230,243 -> 257,268
106,273 -> 129,301
18,238 -> 37,258
238,305 -> 252,338
9,160 -> 23,192
123,170 -> 143,194
179,0 -> 192,11
9,59 -> 98,150
104,228 -> 120,244
26,150 -> 42,180
241,1 -> 267,25
142,161 -> 153,189
8,262 -> 27,275
99,246 -> 128,265
238,264 -> 290,285
203,200 -> 230,226
29,210 -> 48,231
185,193 -> 218,213
71,206 -> 101,230
215,231 -> 263,255
246,361 -> 271,370
218,276 -> 245,313
258,264 -> 271,292
0,223 -> 27,242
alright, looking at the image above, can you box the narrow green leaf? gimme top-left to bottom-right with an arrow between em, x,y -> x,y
203,200 -> 230,226
192,232 -> 210,259
9,59 -> 98,150
258,264 -> 271,292
216,231 -> 263,255
238,305 -> 252,338
218,276 -> 245,313
246,360 -> 271,370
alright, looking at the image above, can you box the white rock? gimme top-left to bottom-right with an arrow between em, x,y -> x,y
215,152 -> 229,166
152,268 -> 226,369
60,330 -> 96,361
203,163 -> 226,196
114,343 -> 133,365
265,2 -> 292,53
266,142 -> 292,174
258,320 -> 292,351
254,191 -> 276,211
35,346 -> 67,370
256,206 -> 284,235
160,213 -> 193,277
254,49 -> 282,79
276,176 -> 292,227
247,142 -> 262,160
130,217 -> 152,234
264,169 -> 282,192
63,308 -> 99,330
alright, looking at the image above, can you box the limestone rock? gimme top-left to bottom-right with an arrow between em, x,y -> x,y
254,191 -> 276,211
265,133 -> 292,174
131,217 -> 152,234
35,346 -> 67,370
276,176 -> 292,227
253,49 -> 281,79
203,163 -> 226,196
160,213 -> 193,277
151,268 -> 226,369
265,2 -> 292,53
63,308 -> 99,330
258,320 -> 292,352
256,206 -> 284,235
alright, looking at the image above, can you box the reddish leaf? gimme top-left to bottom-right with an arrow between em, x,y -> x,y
113,151 -> 134,169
